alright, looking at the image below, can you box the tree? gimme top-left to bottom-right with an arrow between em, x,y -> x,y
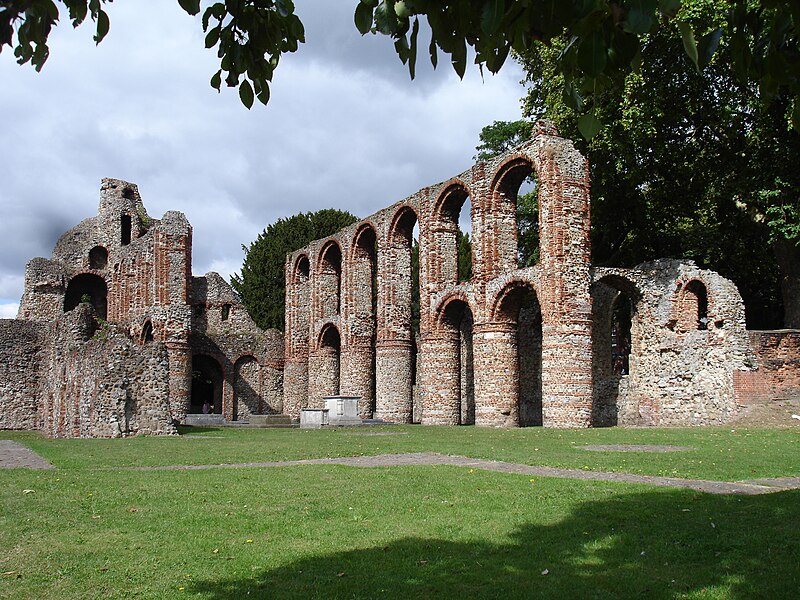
5,1 -> 800,130
512,0 -> 799,328
231,209 -> 358,331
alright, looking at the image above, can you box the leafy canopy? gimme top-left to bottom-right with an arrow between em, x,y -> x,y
512,0 -> 799,327
231,209 -> 358,331
4,1 -> 800,131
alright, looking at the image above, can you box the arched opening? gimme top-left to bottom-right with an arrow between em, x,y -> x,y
121,214 -> 132,246
190,354 -> 223,415
486,158 -> 538,277
88,246 -> 108,270
319,324 -> 341,397
430,183 -> 473,288
349,224 -> 378,417
493,283 -> 543,426
64,273 -> 108,320
233,355 -> 260,420
591,276 -> 642,427
679,280 -> 709,331
221,303 -> 231,321
439,298 -> 475,425
140,320 -> 154,343
318,241 -> 342,318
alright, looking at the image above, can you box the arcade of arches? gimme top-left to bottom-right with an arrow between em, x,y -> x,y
284,122 -> 774,428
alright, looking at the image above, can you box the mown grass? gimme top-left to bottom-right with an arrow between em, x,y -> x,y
3,424 -> 798,481
1,426 -> 799,599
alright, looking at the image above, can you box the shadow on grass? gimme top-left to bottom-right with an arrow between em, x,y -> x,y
176,426 -> 224,435
191,488 -> 799,599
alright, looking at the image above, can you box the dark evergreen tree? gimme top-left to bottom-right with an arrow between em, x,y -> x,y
231,209 -> 358,331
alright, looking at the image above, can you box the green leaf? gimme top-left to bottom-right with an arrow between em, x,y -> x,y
94,9 -> 109,44
481,0 -> 505,35
177,0 -> 201,16
577,112 -> 602,140
678,21 -> 699,72
210,70 -> 222,91
408,17 -> 419,79
355,2 -> 374,35
239,80 -> 254,109
658,0 -> 681,15
578,31 -> 606,77
625,0 -> 657,35
205,26 -> 220,49
792,98 -> 800,131
451,37 -> 467,79
697,28 -> 722,68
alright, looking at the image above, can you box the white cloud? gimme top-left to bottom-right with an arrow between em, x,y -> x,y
0,303 -> 19,319
0,1 -> 527,302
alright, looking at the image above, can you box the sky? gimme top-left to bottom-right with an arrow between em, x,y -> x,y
0,1 -> 527,318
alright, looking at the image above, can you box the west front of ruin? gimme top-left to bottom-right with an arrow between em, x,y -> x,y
1,124 -> 798,436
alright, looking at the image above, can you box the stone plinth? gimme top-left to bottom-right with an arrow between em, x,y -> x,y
300,408 -> 329,429
324,395 -> 362,426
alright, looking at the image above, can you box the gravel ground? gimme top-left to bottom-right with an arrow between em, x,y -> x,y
0,440 -> 53,470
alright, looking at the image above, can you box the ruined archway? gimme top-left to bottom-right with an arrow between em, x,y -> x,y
483,156 -> 537,279
591,274 -> 643,426
317,241 -> 342,319
343,223 -> 378,417
375,205 -> 418,422
64,273 -> 108,320
489,281 -> 543,426
676,279 -> 709,332
88,246 -> 108,270
429,182 -> 474,288
190,354 -> 223,415
233,355 -> 260,420
311,323 -> 341,401
424,295 -> 475,425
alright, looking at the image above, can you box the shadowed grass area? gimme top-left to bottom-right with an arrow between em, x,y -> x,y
2,425 -> 799,481
1,464 -> 797,599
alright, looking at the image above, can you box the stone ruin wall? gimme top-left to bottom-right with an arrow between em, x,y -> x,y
734,331 -> 800,407
592,261 -> 753,426
284,123 -> 786,428
38,304 -> 173,438
190,272 -> 284,421
0,320 -> 44,431
1,178 -> 283,437
285,123 -> 595,427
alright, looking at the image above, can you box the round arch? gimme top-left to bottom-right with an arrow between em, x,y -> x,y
64,273 -> 108,320
190,354 -> 223,415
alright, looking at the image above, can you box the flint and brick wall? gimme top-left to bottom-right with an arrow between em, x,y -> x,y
734,331 -> 800,404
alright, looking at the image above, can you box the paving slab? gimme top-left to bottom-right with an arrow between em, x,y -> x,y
0,441 -> 54,470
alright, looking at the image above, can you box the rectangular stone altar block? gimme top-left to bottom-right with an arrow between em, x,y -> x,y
300,408 -> 330,429
324,396 -> 362,426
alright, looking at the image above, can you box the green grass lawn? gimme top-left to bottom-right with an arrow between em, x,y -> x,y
1,426 -> 799,599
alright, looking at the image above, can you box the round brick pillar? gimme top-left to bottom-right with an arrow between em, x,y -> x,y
374,339 -> 413,422
165,340 -> 191,424
473,322 -> 519,426
419,333 -> 461,425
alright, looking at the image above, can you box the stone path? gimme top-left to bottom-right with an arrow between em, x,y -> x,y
0,440 -> 53,469
124,452 -> 797,496
2,442 -> 798,496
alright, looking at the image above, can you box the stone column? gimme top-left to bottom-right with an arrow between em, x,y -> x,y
418,334 -> 460,425
473,322 -> 519,426
374,340 -> 413,422
340,341 -> 375,418
165,340 -> 191,424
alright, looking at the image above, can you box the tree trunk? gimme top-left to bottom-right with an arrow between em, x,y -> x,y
774,238 -> 800,329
